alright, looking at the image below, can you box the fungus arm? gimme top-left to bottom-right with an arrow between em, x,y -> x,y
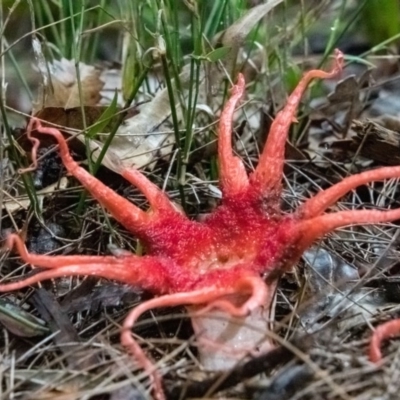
6,234 -> 132,268
297,208 -> 400,250
121,276 -> 266,400
300,166 -> 400,219
27,119 -> 151,234
121,168 -> 179,214
0,257 -> 167,293
251,49 -> 344,193
218,74 -> 249,196
369,319 -> 400,363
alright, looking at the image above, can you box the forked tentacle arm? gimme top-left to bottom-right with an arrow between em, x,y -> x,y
0,260 -> 165,293
300,166 -> 400,219
251,49 -> 344,193
218,73 -> 249,196
3,234 -> 169,293
27,119 -> 156,235
6,234 -> 133,268
121,168 -> 179,215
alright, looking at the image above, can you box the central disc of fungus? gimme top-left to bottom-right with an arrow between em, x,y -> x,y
4,49 -> 400,400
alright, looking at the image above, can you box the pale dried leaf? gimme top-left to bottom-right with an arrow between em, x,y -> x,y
32,37 -> 48,88
76,68 -> 195,171
100,68 -> 124,106
214,0 -> 284,72
33,58 -> 104,113
2,177 -> 68,213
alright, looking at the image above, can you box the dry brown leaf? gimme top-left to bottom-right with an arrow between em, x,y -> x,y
33,58 -> 104,113
350,119 -> 400,165
35,107 -> 109,131
214,0 -> 284,74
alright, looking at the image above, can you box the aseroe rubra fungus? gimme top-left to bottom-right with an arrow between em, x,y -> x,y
2,49 -> 399,399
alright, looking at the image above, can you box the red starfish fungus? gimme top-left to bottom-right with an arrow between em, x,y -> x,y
3,49 -> 400,399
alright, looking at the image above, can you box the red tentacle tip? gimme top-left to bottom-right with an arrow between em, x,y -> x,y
369,319 -> 400,364
4,233 -> 17,252
332,48 -> 344,74
232,73 -> 245,96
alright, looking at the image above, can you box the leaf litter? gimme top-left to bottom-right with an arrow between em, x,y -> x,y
3,2 -> 400,399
